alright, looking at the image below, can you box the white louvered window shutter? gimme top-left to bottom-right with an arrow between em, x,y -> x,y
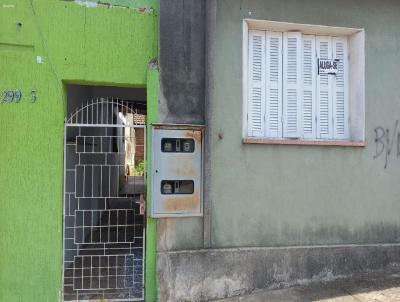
265,32 -> 283,138
333,37 -> 349,139
302,35 -> 316,139
248,30 -> 266,137
316,36 -> 333,139
283,32 -> 302,138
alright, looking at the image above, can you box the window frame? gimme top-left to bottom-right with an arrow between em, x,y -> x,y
242,19 -> 366,146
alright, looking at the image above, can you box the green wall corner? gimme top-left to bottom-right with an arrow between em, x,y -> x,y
145,64 -> 159,302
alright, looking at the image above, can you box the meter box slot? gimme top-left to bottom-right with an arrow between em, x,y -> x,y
161,138 -> 195,153
151,124 -> 204,217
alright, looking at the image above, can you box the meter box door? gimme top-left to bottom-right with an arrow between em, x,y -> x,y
151,124 -> 204,217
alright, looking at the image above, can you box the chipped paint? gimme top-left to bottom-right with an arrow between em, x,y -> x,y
74,0 -> 98,7
71,0 -> 159,10
185,130 -> 202,144
136,7 -> 153,13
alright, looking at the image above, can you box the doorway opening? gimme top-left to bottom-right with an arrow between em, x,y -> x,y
63,85 -> 147,301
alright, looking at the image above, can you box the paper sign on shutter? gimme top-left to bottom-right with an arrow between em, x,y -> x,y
318,59 -> 339,75
316,36 -> 333,139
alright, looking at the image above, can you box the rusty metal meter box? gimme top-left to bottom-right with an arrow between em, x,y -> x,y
151,124 -> 204,217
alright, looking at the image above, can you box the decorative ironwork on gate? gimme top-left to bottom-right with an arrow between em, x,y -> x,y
63,98 -> 146,301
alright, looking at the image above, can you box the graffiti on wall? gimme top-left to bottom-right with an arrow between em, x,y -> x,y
374,120 -> 400,168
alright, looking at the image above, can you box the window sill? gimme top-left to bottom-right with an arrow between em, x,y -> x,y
242,138 -> 367,147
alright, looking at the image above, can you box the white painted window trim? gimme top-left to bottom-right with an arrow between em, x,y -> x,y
242,19 -> 365,144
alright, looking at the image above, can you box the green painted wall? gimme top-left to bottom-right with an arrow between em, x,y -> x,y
0,1 -> 158,301
145,64 -> 159,302
207,0 -> 400,247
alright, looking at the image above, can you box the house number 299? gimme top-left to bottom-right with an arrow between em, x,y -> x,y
1,89 -> 38,103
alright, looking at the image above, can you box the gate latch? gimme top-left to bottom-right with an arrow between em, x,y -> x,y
139,194 -> 146,215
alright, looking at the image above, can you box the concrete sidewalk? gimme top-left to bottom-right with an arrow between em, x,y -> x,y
214,272 -> 400,302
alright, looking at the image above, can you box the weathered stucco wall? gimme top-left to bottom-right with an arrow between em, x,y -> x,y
208,0 -> 400,248
157,0 -> 206,251
159,0 -> 205,124
159,245 -> 400,301
0,1 -> 158,301
156,0 -> 400,251
157,1 -> 400,300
